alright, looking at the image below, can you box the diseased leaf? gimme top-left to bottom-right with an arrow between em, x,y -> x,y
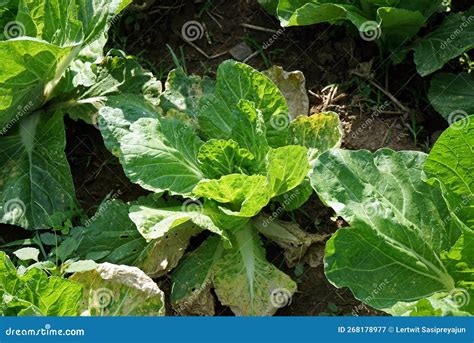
0,112 -> 77,229
413,7 -> 474,76
128,205 -> 227,244
311,149 -> 466,312
428,73 -> 474,121
62,197 -> 198,278
129,201 -> 211,277
99,96 -> 160,157
213,225 -> 297,316
160,67 -> 214,118
171,236 -> 223,316
253,215 -> 327,267
70,262 -> 165,316
139,232 -> 199,278
289,112 -> 343,166
263,66 -> 309,119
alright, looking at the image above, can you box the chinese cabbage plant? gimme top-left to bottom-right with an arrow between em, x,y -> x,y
0,0 -> 134,229
96,60 -> 343,315
311,116 -> 473,316
0,0 -> 169,316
